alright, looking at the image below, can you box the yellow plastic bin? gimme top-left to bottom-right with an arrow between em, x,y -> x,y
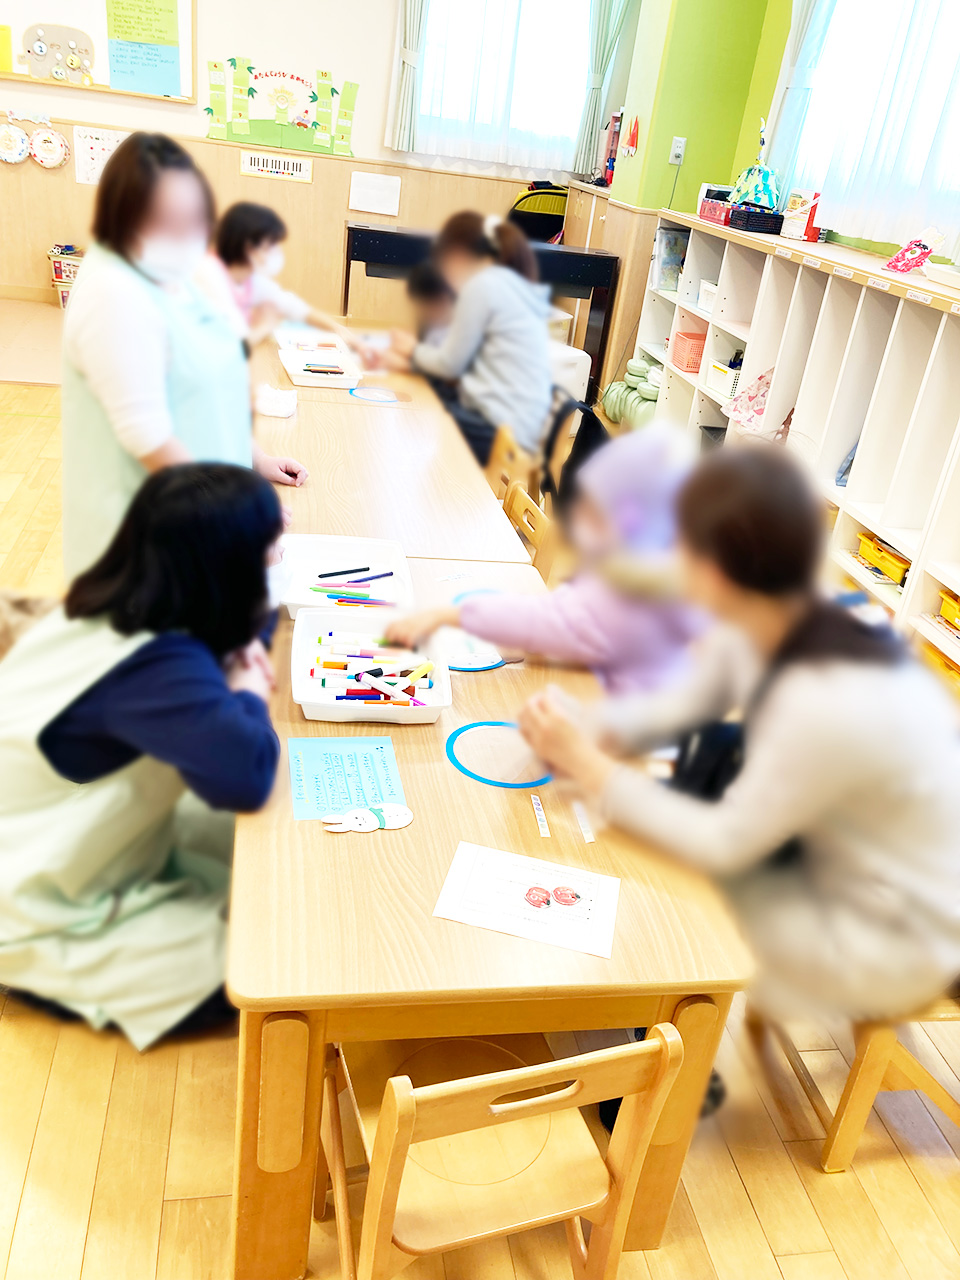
939,589 -> 960,629
919,642 -> 960,698
855,533 -> 909,585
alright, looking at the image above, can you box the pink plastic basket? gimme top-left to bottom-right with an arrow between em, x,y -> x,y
672,331 -> 706,373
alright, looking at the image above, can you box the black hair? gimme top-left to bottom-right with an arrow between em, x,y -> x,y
217,202 -> 288,266
66,464 -> 283,657
406,262 -> 455,302
93,132 -> 215,260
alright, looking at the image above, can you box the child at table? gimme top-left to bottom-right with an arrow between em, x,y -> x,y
197,201 -> 366,353
0,463 -> 283,1049
406,262 -> 455,346
384,211 -> 553,464
386,426 -> 702,694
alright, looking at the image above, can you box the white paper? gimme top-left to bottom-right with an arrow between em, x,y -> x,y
255,383 -> 298,418
74,128 -> 129,185
348,171 -> 402,217
433,841 -> 620,958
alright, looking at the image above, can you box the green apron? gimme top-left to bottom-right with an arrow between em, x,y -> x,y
0,607 -> 233,1050
61,244 -> 252,580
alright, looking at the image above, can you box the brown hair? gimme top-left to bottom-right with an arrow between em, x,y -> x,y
677,444 -> 823,595
92,132 -> 215,260
433,210 -> 538,282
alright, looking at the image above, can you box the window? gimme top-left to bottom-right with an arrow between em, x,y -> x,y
417,0 -> 591,170
782,0 -> 960,256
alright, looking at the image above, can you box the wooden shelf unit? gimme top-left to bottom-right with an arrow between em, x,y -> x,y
635,210 -> 960,685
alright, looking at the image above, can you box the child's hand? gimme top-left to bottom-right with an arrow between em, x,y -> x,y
256,453 -> 309,487
226,640 -> 276,702
382,348 -> 412,373
385,607 -> 459,648
518,691 -> 616,796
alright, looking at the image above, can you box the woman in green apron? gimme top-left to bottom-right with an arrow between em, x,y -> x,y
61,132 -> 307,579
0,464 -> 282,1050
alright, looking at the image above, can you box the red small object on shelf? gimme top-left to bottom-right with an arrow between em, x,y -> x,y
700,198 -> 732,226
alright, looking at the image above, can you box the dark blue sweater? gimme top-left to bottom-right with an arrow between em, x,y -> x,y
38,633 -> 280,812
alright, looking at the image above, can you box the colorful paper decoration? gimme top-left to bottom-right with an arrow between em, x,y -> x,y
322,804 -> 414,833
205,60 -> 227,138
885,227 -> 945,274
730,118 -> 780,211
28,128 -> 70,168
0,122 -> 29,164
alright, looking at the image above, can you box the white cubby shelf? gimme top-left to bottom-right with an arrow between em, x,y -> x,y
634,210 -> 960,687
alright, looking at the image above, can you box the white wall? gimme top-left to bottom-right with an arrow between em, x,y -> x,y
1,0 -> 401,161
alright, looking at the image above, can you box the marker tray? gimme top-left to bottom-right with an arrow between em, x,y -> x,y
271,534 -> 415,619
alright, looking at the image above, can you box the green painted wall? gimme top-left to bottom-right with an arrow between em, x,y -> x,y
611,0 -> 777,212
730,0 -> 791,178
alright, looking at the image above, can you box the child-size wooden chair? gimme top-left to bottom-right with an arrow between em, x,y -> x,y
503,480 -> 558,581
485,425 -> 538,500
323,1025 -> 683,1280
761,993 -> 960,1172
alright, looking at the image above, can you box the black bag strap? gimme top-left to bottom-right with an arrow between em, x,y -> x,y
540,390 -> 610,513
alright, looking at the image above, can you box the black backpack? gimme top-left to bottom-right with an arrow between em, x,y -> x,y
539,393 -> 610,517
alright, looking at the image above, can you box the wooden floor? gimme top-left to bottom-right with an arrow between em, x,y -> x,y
3,379 -> 960,1280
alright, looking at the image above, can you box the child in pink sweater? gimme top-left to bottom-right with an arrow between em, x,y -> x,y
386,426 -> 702,693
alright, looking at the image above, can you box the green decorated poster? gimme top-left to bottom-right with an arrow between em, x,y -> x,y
204,58 -> 357,155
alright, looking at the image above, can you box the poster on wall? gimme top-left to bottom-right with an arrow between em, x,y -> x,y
0,0 -> 195,103
204,57 -> 358,156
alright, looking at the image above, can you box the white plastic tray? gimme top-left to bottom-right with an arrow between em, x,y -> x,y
291,608 -> 451,724
277,331 -> 362,388
271,534 -> 415,619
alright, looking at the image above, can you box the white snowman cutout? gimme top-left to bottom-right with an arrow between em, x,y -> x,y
322,804 -> 414,834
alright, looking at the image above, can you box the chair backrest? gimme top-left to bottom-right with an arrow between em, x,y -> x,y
485,425 -> 538,501
503,480 -> 557,580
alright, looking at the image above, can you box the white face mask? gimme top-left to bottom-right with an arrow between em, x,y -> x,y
262,244 -> 285,277
133,233 -> 208,285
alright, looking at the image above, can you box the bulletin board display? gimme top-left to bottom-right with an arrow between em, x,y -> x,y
0,0 -> 196,103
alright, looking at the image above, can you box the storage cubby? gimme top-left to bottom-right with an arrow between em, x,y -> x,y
713,242 -> 765,339
690,389 -> 728,451
788,276 -> 862,464
675,230 -> 725,314
881,315 -> 960,552
653,368 -> 695,430
765,268 -> 828,438
699,325 -> 744,401
637,291 -> 675,363
842,302 -> 941,514
830,509 -> 907,614
740,254 -> 800,385
817,286 -> 899,490
667,305 -> 708,377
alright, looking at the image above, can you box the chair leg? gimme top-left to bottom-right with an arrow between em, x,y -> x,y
821,1024 -> 898,1173
321,1057 -> 358,1280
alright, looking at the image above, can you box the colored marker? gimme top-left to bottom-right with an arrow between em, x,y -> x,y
356,672 -> 425,706
316,566 -> 370,580
347,571 -> 395,585
405,661 -> 434,684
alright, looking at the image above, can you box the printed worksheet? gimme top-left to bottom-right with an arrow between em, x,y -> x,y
433,842 -> 620,958
287,737 -> 405,820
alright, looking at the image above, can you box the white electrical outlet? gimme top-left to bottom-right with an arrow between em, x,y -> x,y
669,136 -> 686,165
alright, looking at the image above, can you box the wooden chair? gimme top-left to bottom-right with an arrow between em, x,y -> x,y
323,1025 -> 683,1280
485,425 -> 538,501
760,994 -> 960,1172
503,480 -> 558,581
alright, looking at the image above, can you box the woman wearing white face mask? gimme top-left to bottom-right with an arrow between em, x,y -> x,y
61,134 -> 308,579
197,202 -> 363,352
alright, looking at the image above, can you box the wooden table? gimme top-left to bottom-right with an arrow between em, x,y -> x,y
229,550 -> 752,1276
251,348 -> 530,563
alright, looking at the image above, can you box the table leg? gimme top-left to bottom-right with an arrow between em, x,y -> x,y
232,1009 -> 327,1280
625,992 -> 733,1251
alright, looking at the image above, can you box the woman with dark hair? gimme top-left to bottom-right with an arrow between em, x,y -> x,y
0,464 -> 283,1049
196,201 -> 365,352
520,445 -> 960,1023
386,210 -> 553,464
62,132 -> 306,578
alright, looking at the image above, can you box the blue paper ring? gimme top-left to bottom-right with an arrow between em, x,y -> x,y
445,720 -> 552,789
448,659 -> 506,672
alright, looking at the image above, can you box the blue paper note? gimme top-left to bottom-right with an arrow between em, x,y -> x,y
287,737 -> 405,821
108,39 -> 180,96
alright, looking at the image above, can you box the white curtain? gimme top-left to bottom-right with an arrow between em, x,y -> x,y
388,0 -> 430,152
771,0 -> 960,258
766,0 -> 838,205
416,0 -> 590,169
572,0 -> 633,176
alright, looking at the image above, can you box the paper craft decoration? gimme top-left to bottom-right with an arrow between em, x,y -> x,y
446,721 -> 551,789
287,736 -> 405,821
0,122 -> 29,163
435,625 -> 504,672
322,803 -> 413,833
4,3 -> 194,101
620,115 -> 639,157
730,117 -> 780,211
348,171 -> 401,217
433,841 -> 621,958
885,227 -> 945,274
204,57 -> 358,155
28,128 -> 69,168
349,386 -> 400,404
73,125 -> 128,183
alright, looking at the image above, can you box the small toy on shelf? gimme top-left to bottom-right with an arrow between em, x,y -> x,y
885,226 -> 944,274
